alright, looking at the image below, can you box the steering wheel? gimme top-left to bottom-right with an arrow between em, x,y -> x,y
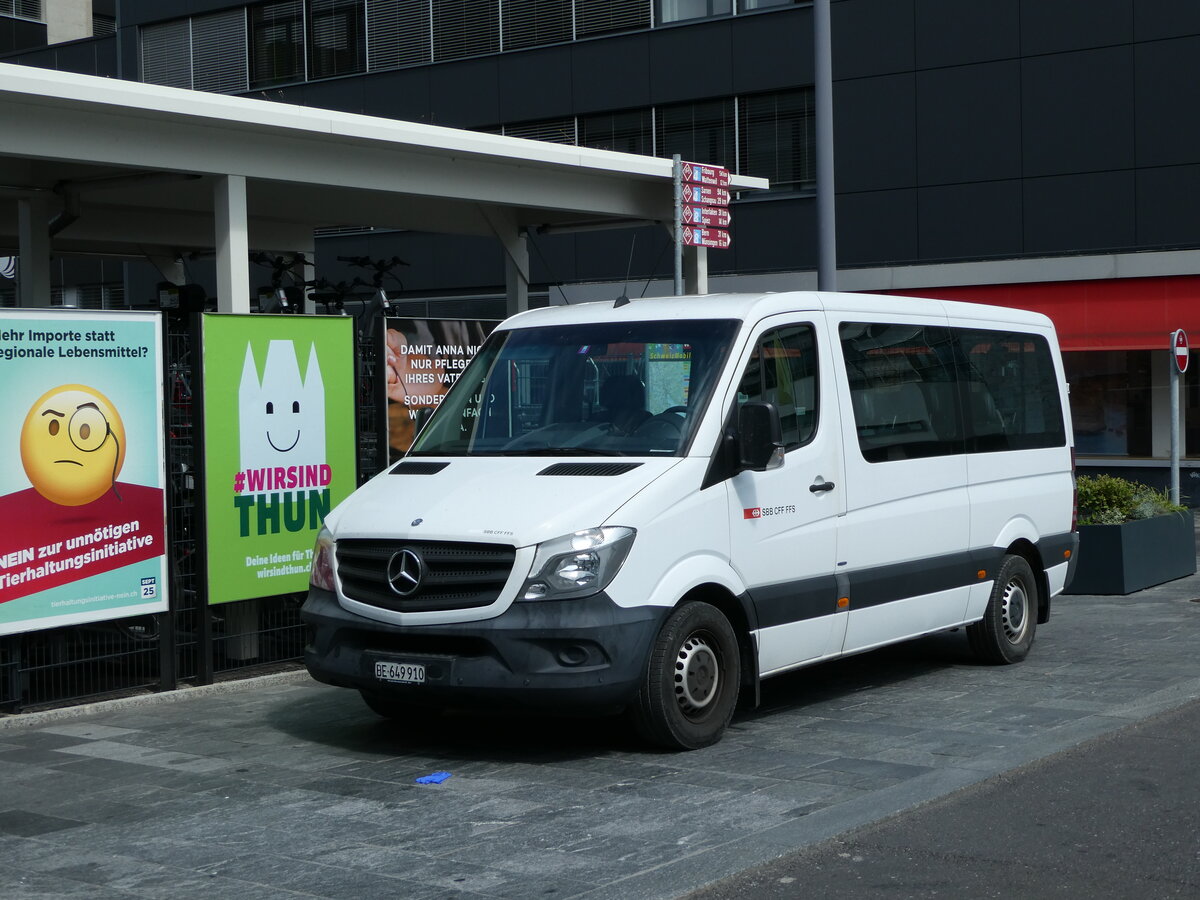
633,407 -> 687,445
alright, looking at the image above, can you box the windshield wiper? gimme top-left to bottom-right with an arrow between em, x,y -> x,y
502,447 -> 624,457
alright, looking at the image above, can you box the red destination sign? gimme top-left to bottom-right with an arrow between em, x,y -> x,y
682,226 -> 732,250
682,162 -> 730,187
685,184 -> 730,207
683,205 -> 731,228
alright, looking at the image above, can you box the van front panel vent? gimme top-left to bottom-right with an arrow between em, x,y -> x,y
390,461 -> 451,474
537,462 -> 643,476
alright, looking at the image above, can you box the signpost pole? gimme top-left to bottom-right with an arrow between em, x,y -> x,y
672,155 -> 683,296
1170,329 -> 1188,505
814,0 -> 837,291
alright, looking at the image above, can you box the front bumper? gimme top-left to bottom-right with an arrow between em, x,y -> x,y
301,588 -> 668,712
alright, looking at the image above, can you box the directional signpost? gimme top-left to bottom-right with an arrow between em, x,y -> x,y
681,226 -> 732,250
674,155 -> 732,294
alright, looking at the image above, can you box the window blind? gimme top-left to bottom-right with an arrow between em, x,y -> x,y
501,0 -> 571,51
191,9 -> 249,94
367,0 -> 432,69
141,19 -> 193,89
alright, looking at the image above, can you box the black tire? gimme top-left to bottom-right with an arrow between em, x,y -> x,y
967,554 -> 1038,664
359,690 -> 443,724
629,602 -> 741,750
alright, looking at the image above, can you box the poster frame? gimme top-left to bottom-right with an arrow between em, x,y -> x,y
0,307 -> 170,637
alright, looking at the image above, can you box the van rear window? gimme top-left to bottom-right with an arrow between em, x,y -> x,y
840,323 -> 1065,463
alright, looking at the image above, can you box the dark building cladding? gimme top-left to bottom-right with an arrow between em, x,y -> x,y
5,1 -> 1200,475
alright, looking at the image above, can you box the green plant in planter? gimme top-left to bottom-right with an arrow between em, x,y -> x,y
1075,474 -> 1186,526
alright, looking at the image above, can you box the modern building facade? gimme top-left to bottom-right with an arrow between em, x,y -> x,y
5,0 -> 1200,484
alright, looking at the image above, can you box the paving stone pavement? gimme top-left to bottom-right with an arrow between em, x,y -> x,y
1,573 -> 1198,899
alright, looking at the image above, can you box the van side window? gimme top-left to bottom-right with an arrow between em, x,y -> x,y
738,324 -> 818,449
839,323 -> 964,462
956,329 -> 1066,451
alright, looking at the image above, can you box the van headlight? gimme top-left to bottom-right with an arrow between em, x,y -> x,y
309,526 -> 336,592
520,527 -> 635,601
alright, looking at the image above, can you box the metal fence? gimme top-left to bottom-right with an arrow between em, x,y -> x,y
0,310 -> 385,714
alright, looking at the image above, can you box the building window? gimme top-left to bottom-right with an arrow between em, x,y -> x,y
250,1 -> 306,88
656,0 -> 729,26
738,88 -> 814,192
367,0 -> 431,69
502,0 -> 572,50
575,0 -> 650,38
309,0 -> 365,79
141,19 -> 192,89
0,1 -> 42,21
1064,351 -> 1152,457
192,10 -> 250,94
503,117 -> 577,144
432,0 -> 499,61
656,98 -> 735,171
737,0 -> 795,11
580,108 -> 653,155
92,14 -> 116,36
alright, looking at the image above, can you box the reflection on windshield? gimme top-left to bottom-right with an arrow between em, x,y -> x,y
409,318 -> 740,458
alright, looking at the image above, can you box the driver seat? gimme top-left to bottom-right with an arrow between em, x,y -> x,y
595,374 -> 652,434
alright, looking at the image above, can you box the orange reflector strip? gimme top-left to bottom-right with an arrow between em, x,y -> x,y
977,570 -> 987,580
1064,550 -> 1072,559
837,597 -> 850,610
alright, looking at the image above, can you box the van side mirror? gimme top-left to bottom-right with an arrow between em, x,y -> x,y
738,402 -> 785,471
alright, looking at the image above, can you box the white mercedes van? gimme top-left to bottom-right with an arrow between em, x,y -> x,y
302,292 -> 1077,749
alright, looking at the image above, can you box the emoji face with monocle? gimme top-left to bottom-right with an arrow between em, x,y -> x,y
20,384 -> 126,506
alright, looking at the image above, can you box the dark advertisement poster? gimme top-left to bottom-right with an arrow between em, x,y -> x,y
383,317 -> 497,460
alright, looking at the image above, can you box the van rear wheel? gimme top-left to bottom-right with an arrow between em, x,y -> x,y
630,601 -> 740,751
968,554 -> 1038,664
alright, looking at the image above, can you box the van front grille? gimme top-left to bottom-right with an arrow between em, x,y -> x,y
335,539 -> 516,613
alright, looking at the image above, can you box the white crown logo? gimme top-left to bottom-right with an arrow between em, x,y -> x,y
238,340 -> 326,489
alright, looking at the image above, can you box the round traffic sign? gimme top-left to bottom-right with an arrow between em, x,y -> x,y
1173,329 -> 1189,373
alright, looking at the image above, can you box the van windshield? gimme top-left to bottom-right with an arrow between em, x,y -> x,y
409,318 -> 740,457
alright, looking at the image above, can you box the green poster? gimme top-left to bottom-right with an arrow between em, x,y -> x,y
202,315 -> 356,604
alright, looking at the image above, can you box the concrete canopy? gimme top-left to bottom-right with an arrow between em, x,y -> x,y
0,62 -> 767,311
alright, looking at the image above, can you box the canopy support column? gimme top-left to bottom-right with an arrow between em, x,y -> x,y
17,196 -> 51,307
214,175 -> 250,314
684,246 -> 708,295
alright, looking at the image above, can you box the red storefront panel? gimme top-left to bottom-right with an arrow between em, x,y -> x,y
881,275 -> 1200,352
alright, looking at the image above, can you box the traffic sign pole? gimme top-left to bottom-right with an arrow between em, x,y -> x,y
1170,329 -> 1188,505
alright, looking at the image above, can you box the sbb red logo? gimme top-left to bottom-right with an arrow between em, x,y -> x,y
744,508 -> 761,519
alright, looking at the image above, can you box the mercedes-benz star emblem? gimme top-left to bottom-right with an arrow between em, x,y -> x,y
386,549 -> 425,597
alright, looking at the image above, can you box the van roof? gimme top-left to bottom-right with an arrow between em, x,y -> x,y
501,291 -> 1057,332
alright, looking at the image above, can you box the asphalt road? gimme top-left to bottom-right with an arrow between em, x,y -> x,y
687,698 -> 1200,899
1,574 -> 1198,899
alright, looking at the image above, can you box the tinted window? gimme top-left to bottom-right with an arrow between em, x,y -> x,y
841,322 -> 1066,463
956,329 -> 1066,452
737,324 -> 818,449
840,323 -> 964,462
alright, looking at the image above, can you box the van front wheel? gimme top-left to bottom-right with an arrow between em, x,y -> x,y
968,554 -> 1038,664
630,602 -> 740,750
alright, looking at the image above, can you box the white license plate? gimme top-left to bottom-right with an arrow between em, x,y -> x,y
374,661 -> 426,684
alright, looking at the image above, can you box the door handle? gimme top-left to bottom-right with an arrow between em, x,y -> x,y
809,480 -> 835,493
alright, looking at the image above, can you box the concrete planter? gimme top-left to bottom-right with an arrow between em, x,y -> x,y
1066,511 -> 1196,595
